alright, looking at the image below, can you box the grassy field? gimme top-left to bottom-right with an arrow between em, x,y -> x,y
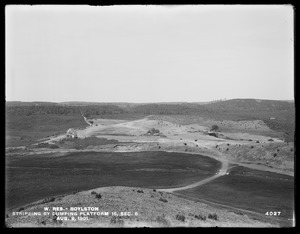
5,151 -> 221,210
5,115 -> 88,147
176,166 -> 294,221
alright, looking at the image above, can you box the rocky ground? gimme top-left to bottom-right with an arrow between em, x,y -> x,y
5,186 -> 277,227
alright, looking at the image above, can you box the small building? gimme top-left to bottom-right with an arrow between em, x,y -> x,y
67,128 -> 77,138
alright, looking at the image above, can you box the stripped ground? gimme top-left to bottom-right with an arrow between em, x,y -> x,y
5,116 -> 294,227
33,116 -> 293,175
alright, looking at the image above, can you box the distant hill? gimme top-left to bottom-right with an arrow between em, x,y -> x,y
204,99 -> 294,112
6,101 -> 58,106
58,102 -> 141,108
5,98 -> 295,142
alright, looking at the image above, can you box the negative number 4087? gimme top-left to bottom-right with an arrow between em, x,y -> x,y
265,211 -> 281,216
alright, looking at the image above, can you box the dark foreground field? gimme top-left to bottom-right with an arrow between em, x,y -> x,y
6,151 -> 220,210
176,166 -> 294,224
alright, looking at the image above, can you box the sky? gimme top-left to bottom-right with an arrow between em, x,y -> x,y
5,5 -> 294,103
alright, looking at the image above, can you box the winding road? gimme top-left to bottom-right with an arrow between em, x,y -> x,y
158,159 -> 229,192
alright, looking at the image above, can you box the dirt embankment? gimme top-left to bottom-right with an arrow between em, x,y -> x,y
214,141 -> 294,175
5,186 -> 276,228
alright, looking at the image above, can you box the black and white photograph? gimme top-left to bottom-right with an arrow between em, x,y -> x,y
5,5 -> 295,227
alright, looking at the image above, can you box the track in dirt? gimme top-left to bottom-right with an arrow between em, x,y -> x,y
158,160 -> 229,192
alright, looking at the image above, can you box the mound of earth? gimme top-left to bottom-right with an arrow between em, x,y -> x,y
5,186 -> 276,228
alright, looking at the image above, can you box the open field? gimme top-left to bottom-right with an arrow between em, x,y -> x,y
176,165 -> 294,225
5,115 -> 87,147
6,151 -> 221,210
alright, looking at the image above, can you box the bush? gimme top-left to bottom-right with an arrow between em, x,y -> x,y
208,213 -> 218,220
42,197 -> 55,204
153,189 -> 156,192
194,214 -> 206,221
95,193 -> 102,199
273,153 -> 277,157
110,216 -> 124,226
268,139 -> 274,141
210,125 -> 219,131
137,190 -> 144,193
176,214 -> 185,222
91,191 -> 97,195
147,128 -> 160,135
159,198 -> 168,203
208,132 -> 218,137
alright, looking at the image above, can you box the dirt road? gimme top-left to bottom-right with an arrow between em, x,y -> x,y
158,159 -> 229,192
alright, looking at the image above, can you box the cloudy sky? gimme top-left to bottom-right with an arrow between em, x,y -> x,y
5,5 -> 294,103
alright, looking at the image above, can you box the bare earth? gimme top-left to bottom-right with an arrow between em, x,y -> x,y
6,116 -> 294,227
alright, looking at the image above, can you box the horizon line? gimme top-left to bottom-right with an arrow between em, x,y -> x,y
5,98 -> 295,104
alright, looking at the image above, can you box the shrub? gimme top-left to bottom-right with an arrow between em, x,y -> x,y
176,214 -> 185,222
137,190 -> 144,193
147,128 -> 160,135
159,198 -> 168,203
250,146 -> 254,148
110,216 -> 124,226
95,193 -> 102,199
42,197 -> 55,204
91,191 -> 97,195
256,141 -> 260,143
153,189 -> 156,192
184,143 -> 187,146
273,153 -> 277,157
208,213 -> 218,220
268,139 -> 274,141
194,214 -> 206,221
208,132 -> 218,137
210,125 -> 219,131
